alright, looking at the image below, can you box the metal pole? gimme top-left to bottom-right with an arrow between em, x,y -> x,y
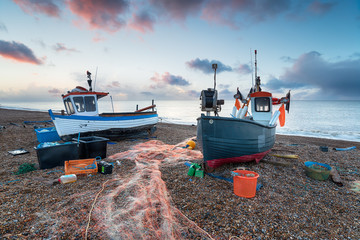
214,68 -> 216,90
110,96 -> 114,113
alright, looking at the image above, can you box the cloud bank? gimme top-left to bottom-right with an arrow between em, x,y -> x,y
264,51 -> 360,100
0,40 -> 43,64
13,0 -> 334,34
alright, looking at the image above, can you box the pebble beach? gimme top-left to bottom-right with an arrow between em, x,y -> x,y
0,108 -> 359,239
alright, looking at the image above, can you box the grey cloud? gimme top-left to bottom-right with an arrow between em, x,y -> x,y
186,58 -> 232,74
0,40 -> 43,64
264,51 -> 360,99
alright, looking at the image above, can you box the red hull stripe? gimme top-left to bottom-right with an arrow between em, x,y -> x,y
206,150 -> 271,168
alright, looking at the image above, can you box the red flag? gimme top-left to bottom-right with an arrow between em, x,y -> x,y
235,99 -> 241,110
279,104 -> 285,127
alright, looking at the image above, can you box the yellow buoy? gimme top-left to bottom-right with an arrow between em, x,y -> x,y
186,140 -> 196,149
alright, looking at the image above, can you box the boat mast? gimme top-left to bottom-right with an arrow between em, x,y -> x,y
251,48 -> 254,88
212,63 -> 217,90
254,50 -> 261,92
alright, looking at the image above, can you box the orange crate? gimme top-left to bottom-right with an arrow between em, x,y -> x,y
65,159 -> 98,175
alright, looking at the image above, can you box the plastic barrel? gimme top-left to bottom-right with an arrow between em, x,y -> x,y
233,170 -> 259,198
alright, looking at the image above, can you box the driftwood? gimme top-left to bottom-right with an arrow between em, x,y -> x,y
270,154 -> 299,159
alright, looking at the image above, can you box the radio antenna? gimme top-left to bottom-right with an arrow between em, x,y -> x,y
254,50 -> 257,82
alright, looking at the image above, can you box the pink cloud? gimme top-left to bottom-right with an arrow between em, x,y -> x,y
92,33 -> 107,42
150,72 -> 190,89
13,0 -> 61,17
106,81 -> 121,88
53,43 -> 79,53
128,12 -> 155,33
0,40 -> 43,65
48,88 -> 62,95
67,0 -> 129,33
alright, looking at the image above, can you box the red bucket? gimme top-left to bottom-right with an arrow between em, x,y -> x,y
233,170 -> 259,198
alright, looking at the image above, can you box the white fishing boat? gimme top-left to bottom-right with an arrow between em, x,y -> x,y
49,71 -> 158,140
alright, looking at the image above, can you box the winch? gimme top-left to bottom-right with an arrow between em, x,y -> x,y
199,64 -> 224,116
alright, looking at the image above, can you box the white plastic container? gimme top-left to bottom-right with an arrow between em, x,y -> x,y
239,105 -> 248,119
269,110 -> 280,126
236,108 -> 242,118
231,106 -> 237,117
58,174 -> 77,184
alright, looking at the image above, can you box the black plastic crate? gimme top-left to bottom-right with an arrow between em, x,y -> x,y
36,142 -> 79,169
73,136 -> 109,159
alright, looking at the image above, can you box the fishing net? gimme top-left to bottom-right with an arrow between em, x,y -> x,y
15,163 -> 36,175
85,139 -> 210,239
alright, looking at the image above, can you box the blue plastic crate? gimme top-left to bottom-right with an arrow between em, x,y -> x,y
35,127 -> 61,143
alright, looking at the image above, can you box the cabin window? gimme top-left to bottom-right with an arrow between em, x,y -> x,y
255,97 -> 270,112
84,96 -> 96,112
64,98 -> 75,115
73,97 -> 85,112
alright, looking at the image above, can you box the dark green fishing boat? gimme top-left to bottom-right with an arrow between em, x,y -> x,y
197,50 -> 290,170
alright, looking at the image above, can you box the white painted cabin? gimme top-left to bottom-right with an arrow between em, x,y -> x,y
250,91 -> 273,125
62,86 -> 108,116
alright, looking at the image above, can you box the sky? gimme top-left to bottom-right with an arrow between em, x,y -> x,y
0,0 -> 359,103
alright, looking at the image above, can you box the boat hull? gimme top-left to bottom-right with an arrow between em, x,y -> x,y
197,114 -> 276,168
49,110 -> 158,140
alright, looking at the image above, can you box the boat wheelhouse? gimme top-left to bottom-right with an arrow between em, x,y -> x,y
62,86 -> 108,116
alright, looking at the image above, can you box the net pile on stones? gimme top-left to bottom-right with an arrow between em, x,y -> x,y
88,140 -> 210,239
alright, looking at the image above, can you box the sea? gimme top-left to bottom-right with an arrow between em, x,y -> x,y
1,100 -> 360,142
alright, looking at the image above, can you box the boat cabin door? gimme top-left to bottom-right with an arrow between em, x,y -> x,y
63,95 -> 99,116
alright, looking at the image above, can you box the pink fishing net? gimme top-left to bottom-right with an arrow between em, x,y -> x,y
86,140 -> 211,239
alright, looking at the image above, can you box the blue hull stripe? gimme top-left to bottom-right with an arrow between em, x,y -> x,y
48,109 -> 157,121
